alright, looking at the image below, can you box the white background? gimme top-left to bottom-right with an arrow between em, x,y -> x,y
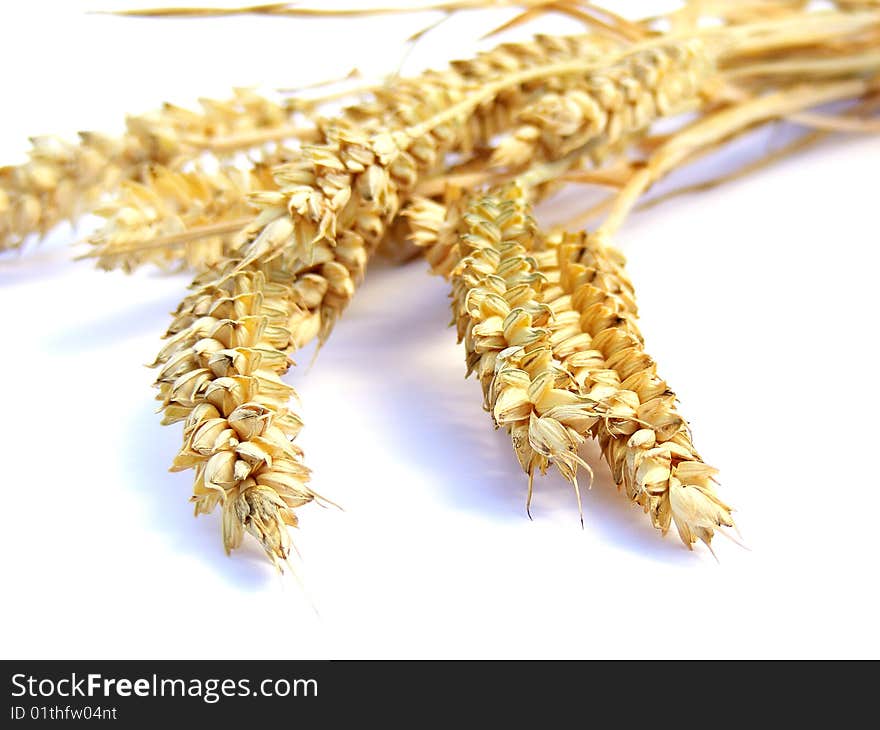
1,1 -> 878,659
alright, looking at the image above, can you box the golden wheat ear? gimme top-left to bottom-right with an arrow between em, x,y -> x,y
535,228 -> 734,550
148,30 -> 629,562
83,163 -> 279,273
0,89 -> 301,254
8,0 -> 878,567
492,40 -> 713,170
449,185 -> 607,515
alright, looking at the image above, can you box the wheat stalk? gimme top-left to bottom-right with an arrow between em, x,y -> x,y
450,184 -> 605,513
153,249 -> 338,567
0,88 -> 308,252
79,33 -> 609,275
491,40 -> 713,170
85,162 -> 279,272
4,1 -> 879,568
418,181 -> 732,548
150,29 -> 642,559
535,228 -> 734,550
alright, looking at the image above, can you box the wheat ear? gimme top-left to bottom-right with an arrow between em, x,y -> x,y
539,229 -> 734,550
229,33 -> 624,345
150,32 -> 633,562
0,89 -> 304,252
491,40 -> 713,170
450,184 -> 606,513
414,180 -> 732,548
152,246 -> 336,568
84,33 -> 610,275
150,12 -> 876,562
86,162 -> 279,272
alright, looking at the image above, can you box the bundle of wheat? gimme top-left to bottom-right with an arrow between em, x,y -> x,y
2,0 -> 878,568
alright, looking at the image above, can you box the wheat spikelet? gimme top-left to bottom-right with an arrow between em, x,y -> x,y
402,191 -> 468,278
403,155 -> 584,279
491,40 -> 712,170
0,89 -> 300,252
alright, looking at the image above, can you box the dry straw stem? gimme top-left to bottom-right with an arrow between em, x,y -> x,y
561,75 -> 880,233
634,96 -> 880,214
725,51 -> 880,83
117,0 -> 651,48
0,89 -> 306,253
112,1 -> 573,19
599,76 -> 878,236
450,184 -> 605,515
